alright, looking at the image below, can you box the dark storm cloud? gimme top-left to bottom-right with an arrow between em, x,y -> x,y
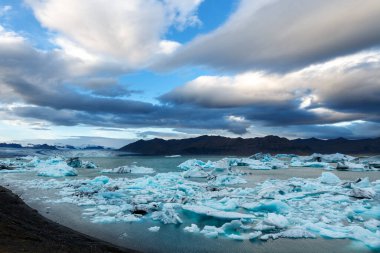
158,0 -> 380,72
5,77 -> 155,115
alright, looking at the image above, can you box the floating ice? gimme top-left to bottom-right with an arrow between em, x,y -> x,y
148,226 -> 160,232
263,213 -> 289,228
184,224 -> 200,233
3,155 -> 380,250
350,187 -> 376,199
208,175 -> 247,186
182,205 -> 255,220
182,167 -> 209,178
82,160 -> 97,169
37,160 -> 78,177
101,165 -> 155,174
319,172 -> 341,185
260,227 -> 316,240
364,219 -> 380,232
241,200 -> 289,214
152,204 -> 183,224
337,161 -> 370,171
178,159 -> 206,170
200,225 -> 220,238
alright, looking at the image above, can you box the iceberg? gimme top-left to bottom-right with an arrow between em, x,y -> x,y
182,205 -> 255,220
182,167 -> 209,178
178,159 -> 206,170
148,226 -> 160,232
263,213 -> 289,228
336,161 -> 370,171
200,226 -> 220,238
37,163 -> 78,177
350,187 -> 376,199
4,158 -> 380,250
260,227 -> 316,240
241,200 -> 290,214
151,204 -> 183,224
208,175 -> 247,186
101,165 -> 155,174
319,172 -> 341,185
184,224 -> 200,233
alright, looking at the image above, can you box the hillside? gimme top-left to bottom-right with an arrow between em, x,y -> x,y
119,135 -> 380,155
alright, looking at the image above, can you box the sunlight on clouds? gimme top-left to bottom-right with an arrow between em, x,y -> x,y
25,0 -> 203,70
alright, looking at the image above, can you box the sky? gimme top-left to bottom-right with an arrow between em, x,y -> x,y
0,0 -> 380,148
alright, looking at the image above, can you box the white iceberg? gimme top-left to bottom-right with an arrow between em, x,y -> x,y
260,227 -> 316,240
182,205 -> 255,220
319,172 -> 341,185
148,226 -> 160,232
101,165 -> 155,174
263,213 -> 289,228
184,224 -> 200,233
182,167 -> 209,178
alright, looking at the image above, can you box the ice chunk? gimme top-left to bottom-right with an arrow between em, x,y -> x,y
182,167 -> 209,178
227,232 -> 262,240
203,198 -> 238,211
364,219 -> 380,232
37,164 -> 78,177
151,204 -> 183,224
101,165 -> 155,174
183,205 -> 255,220
263,213 -> 288,228
91,216 -> 116,223
241,200 -> 290,214
350,187 -> 375,199
253,221 -> 275,231
349,226 -> 380,249
200,226 -> 221,238
260,227 -> 316,240
82,161 -> 97,169
148,226 -> 160,232
336,161 -> 369,171
178,159 -> 205,170
209,175 -> 247,186
184,224 -> 200,233
66,157 -> 82,168
319,172 -> 341,185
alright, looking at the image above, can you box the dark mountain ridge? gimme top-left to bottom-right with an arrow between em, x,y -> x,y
119,135 -> 380,155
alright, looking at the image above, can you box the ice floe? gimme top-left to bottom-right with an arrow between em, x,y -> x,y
1,152 -> 380,249
101,165 -> 155,174
148,226 -> 160,232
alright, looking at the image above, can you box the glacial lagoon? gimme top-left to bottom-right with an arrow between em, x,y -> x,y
1,152 -> 380,253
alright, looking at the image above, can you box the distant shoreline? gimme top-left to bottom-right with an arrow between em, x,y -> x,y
0,185 -> 138,253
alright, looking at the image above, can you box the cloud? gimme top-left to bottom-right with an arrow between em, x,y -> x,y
0,5 -> 12,16
160,50 -> 380,127
25,0 -> 203,70
159,0 -> 380,72
1,3 -> 380,141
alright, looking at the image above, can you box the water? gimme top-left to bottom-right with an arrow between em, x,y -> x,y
1,155 -> 380,253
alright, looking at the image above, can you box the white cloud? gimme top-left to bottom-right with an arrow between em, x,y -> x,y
160,0 -> 380,71
25,0 -> 203,70
0,5 -> 12,16
161,50 -> 380,121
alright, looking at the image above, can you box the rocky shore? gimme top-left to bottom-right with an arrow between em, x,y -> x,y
0,186 -> 138,253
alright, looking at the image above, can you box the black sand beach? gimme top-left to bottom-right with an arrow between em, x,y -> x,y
0,186 -> 137,253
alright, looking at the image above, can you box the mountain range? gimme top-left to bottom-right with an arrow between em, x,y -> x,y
119,135 -> 380,155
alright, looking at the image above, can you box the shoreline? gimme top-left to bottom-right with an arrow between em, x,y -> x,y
0,185 -> 139,253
